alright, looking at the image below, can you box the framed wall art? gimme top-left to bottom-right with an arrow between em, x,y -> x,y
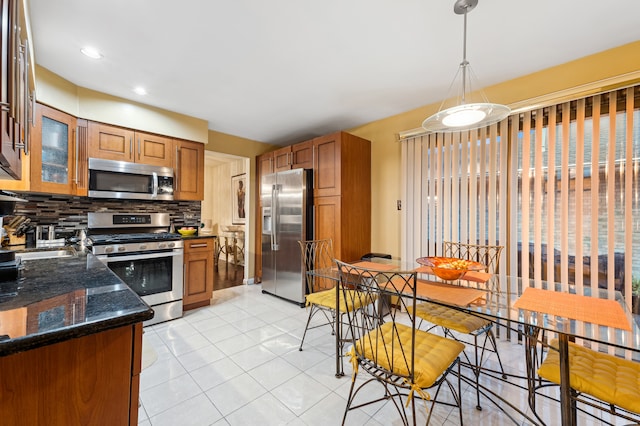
231,173 -> 246,224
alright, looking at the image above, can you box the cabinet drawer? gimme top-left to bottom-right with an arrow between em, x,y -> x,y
184,238 -> 214,253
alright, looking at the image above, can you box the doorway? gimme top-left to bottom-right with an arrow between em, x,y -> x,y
202,151 -> 250,285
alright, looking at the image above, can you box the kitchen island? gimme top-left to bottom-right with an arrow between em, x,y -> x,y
0,251 -> 153,426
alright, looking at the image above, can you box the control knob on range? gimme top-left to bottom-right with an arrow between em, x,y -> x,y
118,246 -> 126,252
167,242 -> 175,248
104,246 -> 114,253
158,242 -> 166,249
139,244 -> 147,250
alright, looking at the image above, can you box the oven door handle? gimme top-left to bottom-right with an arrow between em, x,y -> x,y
96,250 -> 182,263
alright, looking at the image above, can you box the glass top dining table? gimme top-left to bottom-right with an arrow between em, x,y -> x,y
307,257 -> 640,425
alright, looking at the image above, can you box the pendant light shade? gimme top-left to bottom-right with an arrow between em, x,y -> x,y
422,0 -> 510,133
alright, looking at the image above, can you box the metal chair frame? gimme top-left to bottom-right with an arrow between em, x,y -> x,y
528,335 -> 640,426
298,239 -> 352,377
336,260 -> 464,425
418,241 -> 506,411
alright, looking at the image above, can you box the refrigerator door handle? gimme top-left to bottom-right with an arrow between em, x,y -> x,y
271,184 -> 279,250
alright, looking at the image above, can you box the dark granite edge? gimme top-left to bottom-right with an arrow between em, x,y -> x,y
0,307 -> 153,357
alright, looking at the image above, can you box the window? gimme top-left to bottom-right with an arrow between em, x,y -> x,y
515,87 -> 640,312
401,85 -> 640,313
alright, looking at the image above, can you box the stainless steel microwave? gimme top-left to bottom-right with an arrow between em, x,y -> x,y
88,158 -> 174,200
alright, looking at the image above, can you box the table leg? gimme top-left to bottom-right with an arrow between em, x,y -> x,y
213,237 -> 219,268
335,284 -> 343,377
558,333 -> 576,426
523,324 -> 542,417
233,235 -> 238,266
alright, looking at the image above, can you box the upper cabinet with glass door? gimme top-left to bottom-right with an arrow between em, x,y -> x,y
30,103 -> 78,194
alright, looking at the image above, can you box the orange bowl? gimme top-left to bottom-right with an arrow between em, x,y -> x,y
416,256 -> 485,281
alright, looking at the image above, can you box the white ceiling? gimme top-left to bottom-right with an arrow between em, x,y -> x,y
28,0 -> 640,146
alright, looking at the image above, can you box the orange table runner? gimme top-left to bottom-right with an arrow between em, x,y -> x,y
513,287 -> 631,331
415,279 -> 486,307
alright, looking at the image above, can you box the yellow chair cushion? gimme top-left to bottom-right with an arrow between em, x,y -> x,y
408,301 -> 490,334
305,288 -> 374,312
538,339 -> 640,414
356,322 -> 464,389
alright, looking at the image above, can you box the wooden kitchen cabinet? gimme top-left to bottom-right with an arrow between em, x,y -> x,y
88,122 -> 173,168
257,151 -> 274,177
313,131 -> 371,261
0,0 -> 34,180
183,237 -> 215,310
0,323 -> 143,426
255,151 -> 273,281
272,140 -> 314,172
273,145 -> 292,172
291,139 -> 314,169
174,139 -> 204,200
254,131 -> 371,281
30,103 -> 77,194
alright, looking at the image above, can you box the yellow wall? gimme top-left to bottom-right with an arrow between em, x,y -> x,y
35,66 -> 209,143
347,41 -> 640,258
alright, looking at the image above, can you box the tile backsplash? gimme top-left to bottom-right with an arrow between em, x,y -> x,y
11,192 -> 201,233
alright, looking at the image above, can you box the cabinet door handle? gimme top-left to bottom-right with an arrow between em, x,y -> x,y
189,243 -> 208,248
30,91 -> 35,126
129,137 -> 133,157
22,41 -> 29,154
74,128 -> 78,184
175,146 -> 180,190
11,24 -> 20,118
138,137 -> 141,160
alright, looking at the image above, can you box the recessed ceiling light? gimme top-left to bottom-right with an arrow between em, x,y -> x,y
133,87 -> 147,95
80,46 -> 102,59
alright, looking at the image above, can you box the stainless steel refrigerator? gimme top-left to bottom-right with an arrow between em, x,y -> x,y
261,168 -> 313,305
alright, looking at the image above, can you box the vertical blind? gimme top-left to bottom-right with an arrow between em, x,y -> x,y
401,85 -> 640,312
400,121 -> 509,281
515,87 -> 639,308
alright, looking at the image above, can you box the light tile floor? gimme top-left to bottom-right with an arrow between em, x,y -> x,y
138,285 -> 631,425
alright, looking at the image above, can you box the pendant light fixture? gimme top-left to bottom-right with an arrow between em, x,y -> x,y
422,0 -> 510,133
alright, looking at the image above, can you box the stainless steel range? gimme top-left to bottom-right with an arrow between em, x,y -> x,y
87,212 -> 183,326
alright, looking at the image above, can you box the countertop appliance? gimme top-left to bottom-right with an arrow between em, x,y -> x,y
260,169 -> 313,305
86,212 -> 183,326
88,158 -> 174,200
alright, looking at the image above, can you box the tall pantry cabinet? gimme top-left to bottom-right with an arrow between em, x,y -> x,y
255,131 -> 371,282
312,132 -> 371,263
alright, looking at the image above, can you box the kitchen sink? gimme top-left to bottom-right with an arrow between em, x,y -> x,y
16,248 -> 77,261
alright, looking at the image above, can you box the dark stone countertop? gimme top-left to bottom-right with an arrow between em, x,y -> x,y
0,250 -> 153,357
